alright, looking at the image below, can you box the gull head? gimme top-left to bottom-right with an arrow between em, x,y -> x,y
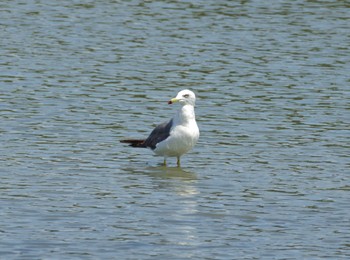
168,89 -> 196,106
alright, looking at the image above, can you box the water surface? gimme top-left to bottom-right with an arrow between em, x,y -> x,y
1,0 -> 349,259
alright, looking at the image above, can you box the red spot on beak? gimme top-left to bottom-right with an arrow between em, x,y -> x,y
168,100 -> 172,104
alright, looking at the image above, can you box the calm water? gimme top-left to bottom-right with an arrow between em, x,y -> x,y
1,0 -> 349,259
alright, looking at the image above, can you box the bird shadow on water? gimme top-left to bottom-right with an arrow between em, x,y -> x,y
146,165 -> 198,180
119,159 -> 201,196
122,163 -> 198,181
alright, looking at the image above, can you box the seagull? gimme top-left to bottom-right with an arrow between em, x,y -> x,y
121,89 -> 200,166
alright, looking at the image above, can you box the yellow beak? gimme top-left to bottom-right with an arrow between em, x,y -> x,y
168,98 -> 179,104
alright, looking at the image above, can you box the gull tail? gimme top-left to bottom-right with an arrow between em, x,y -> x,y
120,139 -> 147,148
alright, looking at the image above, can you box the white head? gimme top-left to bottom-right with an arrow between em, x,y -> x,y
168,89 -> 196,106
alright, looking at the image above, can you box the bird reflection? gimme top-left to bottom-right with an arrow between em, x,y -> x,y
120,165 -> 200,246
146,165 -> 197,180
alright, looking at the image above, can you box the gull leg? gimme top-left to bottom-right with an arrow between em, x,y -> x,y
177,157 -> 181,167
163,158 -> 167,166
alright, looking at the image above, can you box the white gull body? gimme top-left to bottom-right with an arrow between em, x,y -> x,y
155,90 -> 199,159
121,89 -> 200,166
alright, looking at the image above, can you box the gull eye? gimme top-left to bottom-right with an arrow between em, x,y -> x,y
183,94 -> 190,98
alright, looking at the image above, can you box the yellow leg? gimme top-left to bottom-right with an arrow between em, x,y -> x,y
177,157 -> 180,167
163,158 -> 167,166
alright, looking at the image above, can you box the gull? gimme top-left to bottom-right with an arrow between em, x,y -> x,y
121,89 -> 200,166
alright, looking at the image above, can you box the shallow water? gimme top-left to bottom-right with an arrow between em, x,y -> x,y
1,0 -> 349,259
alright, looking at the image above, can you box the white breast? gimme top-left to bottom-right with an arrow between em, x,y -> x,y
153,103 -> 199,158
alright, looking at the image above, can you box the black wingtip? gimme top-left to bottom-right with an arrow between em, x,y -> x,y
120,139 -> 146,148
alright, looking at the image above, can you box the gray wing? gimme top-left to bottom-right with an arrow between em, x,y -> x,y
143,119 -> 173,150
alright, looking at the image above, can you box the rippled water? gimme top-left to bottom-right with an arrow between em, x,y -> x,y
1,0 -> 349,259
